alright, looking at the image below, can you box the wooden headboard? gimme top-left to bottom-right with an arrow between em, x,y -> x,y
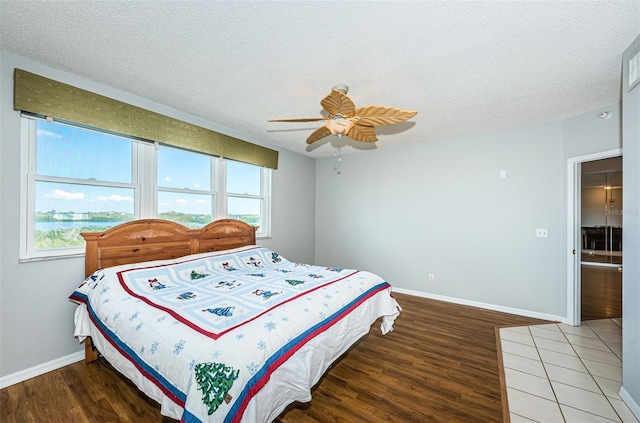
81,218 -> 258,277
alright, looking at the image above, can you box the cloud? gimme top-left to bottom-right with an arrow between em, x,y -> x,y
98,194 -> 133,202
46,189 -> 84,200
165,176 -> 171,181
175,199 -> 188,205
196,199 -> 207,205
37,129 -> 63,139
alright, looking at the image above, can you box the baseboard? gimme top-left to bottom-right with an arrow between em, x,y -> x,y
392,287 -> 568,324
620,387 -> 640,420
0,350 -> 84,389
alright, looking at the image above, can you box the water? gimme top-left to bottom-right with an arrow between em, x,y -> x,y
35,221 -> 125,231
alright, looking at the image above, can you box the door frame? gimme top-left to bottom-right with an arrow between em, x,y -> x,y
566,148 -> 622,326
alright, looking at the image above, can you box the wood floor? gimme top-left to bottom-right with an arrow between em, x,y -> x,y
1,293 -> 551,423
581,264 -> 623,320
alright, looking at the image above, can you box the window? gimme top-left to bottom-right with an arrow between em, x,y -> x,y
23,119 -> 138,257
226,160 -> 270,232
21,116 -> 271,259
157,146 -> 215,228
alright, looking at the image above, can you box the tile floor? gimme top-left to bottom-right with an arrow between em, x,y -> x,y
499,319 -> 639,423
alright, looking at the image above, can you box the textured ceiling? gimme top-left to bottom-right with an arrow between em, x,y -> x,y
1,1 -> 639,158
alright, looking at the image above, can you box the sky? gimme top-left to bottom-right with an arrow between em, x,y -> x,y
35,120 -> 261,216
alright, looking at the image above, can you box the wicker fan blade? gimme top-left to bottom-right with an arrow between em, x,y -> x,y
268,117 -> 329,122
321,90 -> 356,117
354,106 -> 418,126
306,126 -> 332,144
347,124 -> 378,142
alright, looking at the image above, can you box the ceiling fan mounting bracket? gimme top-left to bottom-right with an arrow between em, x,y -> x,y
332,84 -> 349,95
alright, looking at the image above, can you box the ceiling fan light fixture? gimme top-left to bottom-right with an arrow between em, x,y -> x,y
325,117 -> 355,137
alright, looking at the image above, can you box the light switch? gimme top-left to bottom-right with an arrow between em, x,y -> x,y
536,228 -> 548,238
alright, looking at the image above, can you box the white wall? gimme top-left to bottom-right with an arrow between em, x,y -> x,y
621,34 -> 640,416
0,50 -> 316,378
316,104 -> 621,320
316,121 -> 566,317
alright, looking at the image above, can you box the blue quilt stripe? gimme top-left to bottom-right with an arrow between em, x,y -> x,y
180,408 -> 200,423
223,281 -> 391,423
69,291 -> 88,304
85,300 -> 187,407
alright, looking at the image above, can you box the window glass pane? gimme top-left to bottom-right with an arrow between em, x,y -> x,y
35,181 -> 134,249
158,147 -> 211,191
228,197 -> 262,227
158,190 -> 212,228
36,120 -> 132,183
227,161 -> 261,195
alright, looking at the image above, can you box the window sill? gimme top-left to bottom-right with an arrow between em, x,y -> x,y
19,252 -> 85,264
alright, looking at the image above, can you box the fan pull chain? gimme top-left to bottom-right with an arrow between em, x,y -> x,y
334,151 -> 342,175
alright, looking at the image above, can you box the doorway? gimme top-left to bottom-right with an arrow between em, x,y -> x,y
580,157 -> 623,320
566,149 -> 622,326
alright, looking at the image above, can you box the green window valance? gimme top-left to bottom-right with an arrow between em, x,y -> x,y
13,68 -> 278,169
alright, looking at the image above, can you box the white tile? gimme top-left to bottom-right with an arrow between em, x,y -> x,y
604,340 -> 623,357
593,376 -> 622,400
534,336 -> 577,356
531,326 -> 568,342
582,359 -> 623,382
574,345 -> 622,366
502,352 -> 547,378
552,381 -> 620,421
502,321 -> 632,423
500,339 -> 540,360
500,329 -> 536,346
587,320 -> 622,336
507,387 -> 564,423
565,333 -> 611,351
560,404 -> 621,422
597,330 -> 624,344
587,319 -> 619,327
509,413 -> 539,422
504,368 -> 556,401
501,325 -> 532,335
544,363 -> 601,393
538,348 -> 588,373
609,397 -> 640,422
559,323 -> 599,339
531,323 -> 562,332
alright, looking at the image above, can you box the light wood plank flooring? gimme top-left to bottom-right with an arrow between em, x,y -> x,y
1,293 -> 550,422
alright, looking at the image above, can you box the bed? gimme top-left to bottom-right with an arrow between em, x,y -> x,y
69,218 -> 401,423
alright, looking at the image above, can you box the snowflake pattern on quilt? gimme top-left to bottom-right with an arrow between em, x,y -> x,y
117,247 -> 359,339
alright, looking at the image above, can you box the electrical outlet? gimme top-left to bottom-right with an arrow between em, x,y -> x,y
428,274 -> 435,282
536,228 -> 548,238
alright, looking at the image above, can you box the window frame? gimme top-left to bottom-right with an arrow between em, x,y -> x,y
20,116 -> 271,261
20,117 -> 141,259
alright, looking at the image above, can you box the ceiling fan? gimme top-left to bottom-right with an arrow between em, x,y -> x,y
268,84 -> 418,145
